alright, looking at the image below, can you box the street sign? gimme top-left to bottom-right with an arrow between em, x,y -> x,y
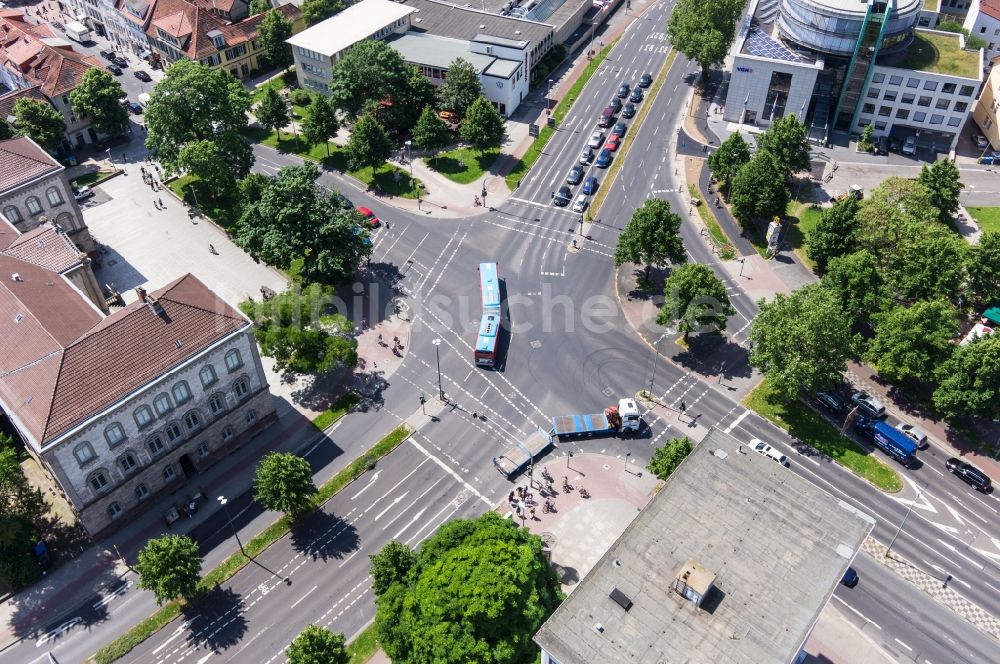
529,123 -> 540,137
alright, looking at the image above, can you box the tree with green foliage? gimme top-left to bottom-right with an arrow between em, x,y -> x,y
437,58 -> 483,120
302,0 -> 344,26
917,158 -> 963,225
256,86 -> 290,138
646,436 -> 692,480
12,98 -> 66,153
238,172 -> 272,205
345,114 -> 393,178
254,452 -> 317,517
460,96 -> 505,154
328,40 -> 412,119
144,60 -> 254,176
249,0 -> 271,13
135,535 -> 202,605
820,249 -> 888,329
69,68 -> 129,137
614,198 -> 686,281
933,333 -> 1000,420
666,0 -> 744,81
748,284 -> 857,401
864,300 -> 958,384
301,94 -> 339,155
755,114 -> 811,177
370,540 -> 416,597
855,177 -> 939,262
257,9 -> 294,71
384,65 -> 437,132
0,120 -> 12,141
177,140 -> 234,199
411,105 -> 451,167
857,124 -> 875,153
729,150 -> 789,226
969,232 -> 1000,304
807,195 -> 861,272
0,444 -> 46,590
707,132 -> 751,191
885,223 -> 968,306
240,284 -> 358,373
374,512 -> 562,664
656,263 -> 734,341
235,163 -> 372,282
288,625 -> 348,664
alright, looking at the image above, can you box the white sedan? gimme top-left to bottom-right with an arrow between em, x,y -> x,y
588,130 -> 604,149
750,438 -> 789,467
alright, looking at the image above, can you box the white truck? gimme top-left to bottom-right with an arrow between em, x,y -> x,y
64,21 -> 91,43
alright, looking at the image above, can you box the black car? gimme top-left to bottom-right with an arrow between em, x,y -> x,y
617,83 -> 630,98
945,458 -> 992,492
112,55 -> 128,68
133,70 -> 152,82
566,164 -> 584,185
622,102 -> 636,118
875,135 -> 888,155
639,72 -> 653,88
106,64 -> 122,75
613,121 -> 627,138
814,391 -> 846,415
333,192 -> 353,210
629,88 -> 643,103
840,567 -> 858,588
127,101 -> 143,115
888,136 -> 901,152
554,185 -> 572,206
100,49 -> 115,60
608,97 -> 622,113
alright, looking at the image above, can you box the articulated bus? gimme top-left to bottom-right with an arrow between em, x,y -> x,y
475,262 -> 501,367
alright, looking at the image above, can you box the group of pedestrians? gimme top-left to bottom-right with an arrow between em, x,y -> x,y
508,468 -> 569,523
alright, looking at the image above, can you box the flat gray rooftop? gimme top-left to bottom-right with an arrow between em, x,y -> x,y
399,0 -> 554,49
387,33 -> 497,72
533,429 -> 874,664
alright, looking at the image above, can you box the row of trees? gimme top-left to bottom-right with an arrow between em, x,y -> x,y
0,436 -> 47,589
748,175 -> 1000,421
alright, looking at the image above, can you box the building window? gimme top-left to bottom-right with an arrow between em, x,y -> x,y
89,470 -> 110,493
46,187 -> 63,206
935,98 -> 950,110
883,90 -> 896,102
135,483 -> 150,500
947,116 -> 962,127
871,73 -> 885,83
154,393 -> 173,415
981,25 -> 987,34
198,442 -> 210,458
134,405 -> 154,428
960,85 -> 975,96
867,88 -> 880,99
906,78 -> 920,88
896,108 -> 910,119
105,423 -> 126,447
148,434 -> 166,456
923,81 -> 938,92
862,103 -> 876,114
917,95 -> 932,107
234,378 -> 250,400
889,75 -> 903,86
74,442 -> 96,465
25,197 -> 42,216
200,365 -> 217,388
878,106 -> 891,117
166,422 -> 182,443
209,393 -> 226,415
163,465 -> 176,481
874,121 -> 887,131
942,83 -> 956,94
913,111 -> 927,122
954,101 -> 968,112
901,93 -> 915,104
930,114 -> 944,124
246,409 -> 257,425
172,381 -> 192,405
2,206 -> 20,223
184,410 -> 202,431
221,425 -> 234,442
119,452 -> 138,473
107,502 -> 123,519
225,349 -> 243,372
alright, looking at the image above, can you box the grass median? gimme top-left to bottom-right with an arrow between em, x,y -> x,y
312,392 -> 360,431
505,38 -> 620,190
687,184 -> 735,258
744,379 -> 902,492
590,50 -> 677,217
93,423 -> 413,664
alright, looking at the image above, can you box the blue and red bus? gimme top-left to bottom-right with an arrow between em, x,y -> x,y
475,262 -> 501,367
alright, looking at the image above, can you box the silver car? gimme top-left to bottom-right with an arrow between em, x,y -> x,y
588,130 -> 604,149
895,423 -> 928,449
571,194 -> 588,213
580,147 -> 593,164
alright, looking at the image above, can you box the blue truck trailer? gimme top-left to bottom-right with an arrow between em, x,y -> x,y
855,417 -> 917,466
550,398 -> 641,439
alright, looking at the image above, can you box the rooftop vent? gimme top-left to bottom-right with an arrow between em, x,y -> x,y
136,286 -> 148,303
174,339 -> 183,349
609,587 -> 632,611
415,16 -> 422,21
671,559 -> 716,609
593,623 -> 604,634
14,313 -> 23,323
11,273 -> 22,282
515,29 -> 521,34
480,24 -> 486,28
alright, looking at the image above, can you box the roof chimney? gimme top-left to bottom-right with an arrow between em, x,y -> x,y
136,286 -> 147,302
11,273 -> 22,282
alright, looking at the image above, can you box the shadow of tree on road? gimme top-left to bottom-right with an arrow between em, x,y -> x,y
289,510 -> 360,563
181,585 -> 247,655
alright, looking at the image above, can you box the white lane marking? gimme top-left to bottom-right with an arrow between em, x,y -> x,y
372,492 -> 409,522
832,595 -> 881,630
290,585 -> 318,609
350,471 -> 381,500
360,458 -> 429,516
723,410 -> 749,434
197,651 -> 215,664
338,549 -> 361,568
408,437 -> 492,507
151,618 -> 199,655
35,617 -> 82,647
894,638 -> 912,651
935,538 -> 984,569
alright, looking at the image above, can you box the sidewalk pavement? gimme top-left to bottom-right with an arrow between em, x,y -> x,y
803,601 -> 895,664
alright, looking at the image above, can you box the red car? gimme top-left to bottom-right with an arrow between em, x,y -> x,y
356,206 -> 381,228
605,135 -> 621,152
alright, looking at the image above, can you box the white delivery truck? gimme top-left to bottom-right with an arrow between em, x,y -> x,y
64,21 -> 91,43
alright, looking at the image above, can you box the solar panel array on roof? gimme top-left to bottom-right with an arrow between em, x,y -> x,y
744,26 -> 803,63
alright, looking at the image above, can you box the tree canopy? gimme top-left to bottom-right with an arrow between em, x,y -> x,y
646,436 -> 692,480
729,150 -> 789,226
437,58 -> 484,120
374,512 -> 562,664
917,158 -> 963,226
328,39 -> 428,129
666,0 -> 744,81
0,444 -> 46,589
807,195 -> 861,272
614,198 -> 686,280
301,0 -> 345,26
177,140 -> 234,199
969,232 -> 1000,304
239,284 -> 358,374
748,284 -> 857,401
346,114 -> 393,177
288,625 -> 349,664
707,132 -> 750,191
755,114 -> 811,177
864,300 -> 958,385
883,222 -> 968,306
820,249 -> 888,328
256,86 -> 291,137
249,0 -> 271,13
411,105 -> 451,166
301,94 -> 339,155
254,452 -> 318,517
460,97 -> 506,154
370,540 -> 416,597
656,263 -> 734,341
12,98 -> 66,153
257,9 -> 294,71
135,535 -> 202,605
933,333 -> 1000,420
69,68 -> 129,137
144,60 -> 253,176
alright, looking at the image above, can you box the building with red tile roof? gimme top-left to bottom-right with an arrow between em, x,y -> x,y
964,0 -> 1000,65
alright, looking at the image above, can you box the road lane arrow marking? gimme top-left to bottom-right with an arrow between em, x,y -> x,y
350,471 -> 381,500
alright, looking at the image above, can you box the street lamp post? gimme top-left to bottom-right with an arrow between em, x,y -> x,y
547,79 -> 554,112
188,183 -> 199,208
286,99 -> 300,151
432,338 -> 444,401
887,482 -> 926,558
648,332 -> 668,398
217,496 -> 246,557
404,140 -> 414,192
738,258 -> 746,277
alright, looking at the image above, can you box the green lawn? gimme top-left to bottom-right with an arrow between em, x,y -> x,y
968,206 -> 1000,234
429,146 -> 499,184
250,70 -> 298,104
169,175 -> 243,230
312,392 -> 360,431
744,379 -> 902,492
687,184 -> 735,258
900,31 -> 980,79
71,170 -> 117,188
347,624 -> 381,664
785,201 -> 823,271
